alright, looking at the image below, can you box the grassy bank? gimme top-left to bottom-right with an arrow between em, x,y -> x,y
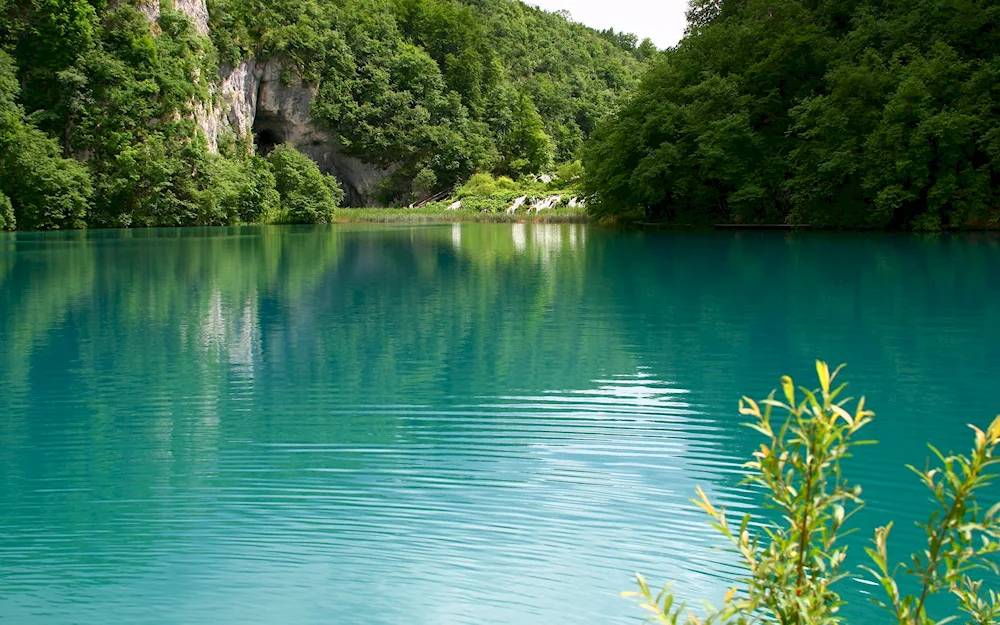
334,168 -> 591,224
335,206 -> 587,224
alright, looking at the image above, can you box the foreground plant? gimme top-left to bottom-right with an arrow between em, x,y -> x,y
865,417 -> 1000,625
626,362 -> 1000,624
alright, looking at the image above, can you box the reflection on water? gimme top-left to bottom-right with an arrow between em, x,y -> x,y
1,225 -> 999,624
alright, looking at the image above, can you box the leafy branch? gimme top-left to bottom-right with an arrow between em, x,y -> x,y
625,362 -> 1000,625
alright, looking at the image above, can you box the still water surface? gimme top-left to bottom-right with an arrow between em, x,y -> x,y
1,224 -> 998,624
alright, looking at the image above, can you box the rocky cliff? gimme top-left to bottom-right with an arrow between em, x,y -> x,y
2,0 -> 648,225
198,59 -> 393,207
142,0 -> 393,206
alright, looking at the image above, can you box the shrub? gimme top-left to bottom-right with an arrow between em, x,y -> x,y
235,157 -> 281,223
496,176 -> 518,190
267,144 -> 342,224
199,155 -> 279,224
89,132 -> 203,228
456,194 -> 505,213
457,172 -> 497,198
0,49 -> 92,231
411,167 -> 438,201
498,91 -> 554,177
0,190 -> 14,230
554,160 -> 584,186
627,362 -> 1000,625
0,118 -> 91,230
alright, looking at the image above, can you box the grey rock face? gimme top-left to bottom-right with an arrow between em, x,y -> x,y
195,59 -> 392,207
172,0 -> 209,34
127,0 -> 201,31
137,0 -> 161,22
131,0 -> 392,206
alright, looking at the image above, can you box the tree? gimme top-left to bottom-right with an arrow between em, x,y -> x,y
585,0 -> 1000,229
199,155 -> 280,224
499,91 -> 554,177
685,0 -> 723,34
1,0 -> 648,226
635,38 -> 657,61
411,166 -> 438,200
0,51 -> 91,230
268,144 -> 342,224
0,190 -> 14,231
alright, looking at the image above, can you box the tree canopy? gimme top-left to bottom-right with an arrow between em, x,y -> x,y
0,0 -> 647,229
584,0 -> 1000,229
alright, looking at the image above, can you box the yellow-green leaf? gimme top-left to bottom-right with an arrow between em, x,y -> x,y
781,375 -> 795,407
739,397 -> 761,417
987,415 -> 1000,443
694,485 -> 716,516
830,403 -> 853,426
816,360 -> 831,395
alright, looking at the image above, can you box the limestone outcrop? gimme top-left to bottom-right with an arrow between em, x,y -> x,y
198,60 -> 392,206
135,0 -> 393,206
172,0 -> 209,34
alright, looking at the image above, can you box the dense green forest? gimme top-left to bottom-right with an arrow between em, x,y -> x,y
0,0 -> 648,229
585,0 -> 1000,229
6,0 -> 998,232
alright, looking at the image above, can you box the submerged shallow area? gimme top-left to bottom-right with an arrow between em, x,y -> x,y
1,225 -> 998,623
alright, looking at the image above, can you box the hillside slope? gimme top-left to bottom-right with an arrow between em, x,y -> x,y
584,0 -> 1000,229
0,0 -> 649,228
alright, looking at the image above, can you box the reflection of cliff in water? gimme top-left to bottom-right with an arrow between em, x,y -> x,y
0,224 -> 635,501
6,228 -> 1000,461
3,227 -> 1000,624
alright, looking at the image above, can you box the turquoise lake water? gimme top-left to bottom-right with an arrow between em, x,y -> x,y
1,224 -> 998,624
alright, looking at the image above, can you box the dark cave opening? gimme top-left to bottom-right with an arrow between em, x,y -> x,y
250,112 -> 364,206
252,114 -> 285,156
254,128 -> 281,156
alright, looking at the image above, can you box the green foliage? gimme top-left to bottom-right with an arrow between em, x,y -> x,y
865,419 -> 1000,625
0,190 -> 14,230
199,156 -> 280,224
444,167 -> 583,214
555,160 -> 584,185
268,144 -> 342,224
635,38 -> 657,62
211,0 -> 643,201
495,176 -> 518,190
498,91 -> 554,177
90,132 -> 208,228
392,0 -> 498,112
627,362 -> 1000,625
337,204 -> 585,223
586,0 -> 1000,229
457,172 -> 499,198
0,49 -> 91,230
0,124 -> 92,230
13,0 -> 101,130
411,167 -> 438,201
1,0 -> 643,228
0,50 -> 91,229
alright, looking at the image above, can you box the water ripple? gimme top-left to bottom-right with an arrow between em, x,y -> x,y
4,226 -> 999,624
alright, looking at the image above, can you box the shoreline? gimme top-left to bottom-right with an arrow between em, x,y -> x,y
6,210 -> 1000,232
334,207 -> 589,224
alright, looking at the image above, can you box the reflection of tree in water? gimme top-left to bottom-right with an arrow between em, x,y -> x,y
7,228 -> 999,489
591,231 -> 1000,615
0,224 -> 637,562
270,223 -> 628,402
3,227 -> 1000,618
592,231 -> 1000,427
